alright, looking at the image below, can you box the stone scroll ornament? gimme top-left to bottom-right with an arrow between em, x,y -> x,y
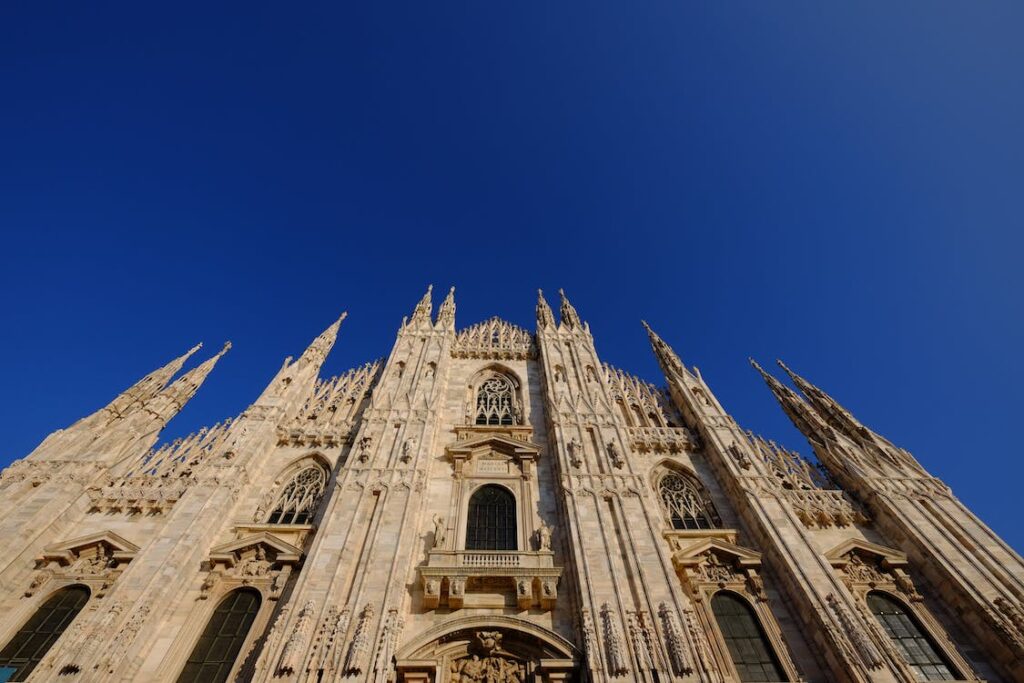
601,603 -> 629,676
658,602 -> 693,676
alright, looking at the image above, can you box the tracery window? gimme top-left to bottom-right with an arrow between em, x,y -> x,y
267,464 -> 328,525
466,485 -> 517,550
867,592 -> 955,681
475,374 -> 517,426
177,589 -> 261,683
0,585 -> 90,681
711,592 -> 786,682
658,471 -> 721,530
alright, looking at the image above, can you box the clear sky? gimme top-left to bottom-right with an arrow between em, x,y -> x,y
1,3 -> 1021,549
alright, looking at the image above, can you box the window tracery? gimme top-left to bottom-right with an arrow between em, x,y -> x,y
474,374 -> 518,426
266,464 -> 328,525
658,471 -> 721,530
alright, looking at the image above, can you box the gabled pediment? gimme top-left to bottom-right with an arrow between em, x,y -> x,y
447,434 -> 541,461
672,537 -> 762,569
208,531 -> 302,568
824,539 -> 908,568
39,530 -> 140,567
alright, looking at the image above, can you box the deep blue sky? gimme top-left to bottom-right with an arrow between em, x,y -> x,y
1,3 -> 1021,549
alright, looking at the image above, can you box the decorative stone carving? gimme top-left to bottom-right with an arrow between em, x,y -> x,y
607,442 -> 625,469
826,592 -> 883,670
658,602 -> 692,676
432,514 -> 446,548
567,438 -> 583,468
372,608 -> 402,683
277,600 -> 316,676
401,437 -> 416,463
98,600 -> 151,673
581,608 -> 600,673
683,607 -> 719,681
453,317 -> 537,360
626,611 -> 655,671
536,521 -> 552,551
344,603 -> 375,675
357,435 -> 374,463
600,603 -> 628,676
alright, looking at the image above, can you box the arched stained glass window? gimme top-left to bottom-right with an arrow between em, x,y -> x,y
867,592 -> 956,681
0,585 -> 90,681
466,485 -> 517,550
711,592 -> 786,682
658,471 -> 721,530
475,375 -> 517,425
267,464 -> 328,525
177,589 -> 261,683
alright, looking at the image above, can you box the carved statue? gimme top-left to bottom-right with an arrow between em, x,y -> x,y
432,514 -> 446,548
567,438 -> 582,468
536,521 -> 552,551
607,441 -> 624,469
476,630 -> 502,654
401,437 -> 416,463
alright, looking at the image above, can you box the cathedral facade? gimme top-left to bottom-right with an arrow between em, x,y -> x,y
0,287 -> 1022,683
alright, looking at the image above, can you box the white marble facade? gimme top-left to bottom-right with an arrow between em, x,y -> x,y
0,287 -> 1021,683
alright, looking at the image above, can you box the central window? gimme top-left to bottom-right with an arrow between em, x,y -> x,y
466,485 -> 517,550
658,471 -> 721,530
475,375 -> 516,425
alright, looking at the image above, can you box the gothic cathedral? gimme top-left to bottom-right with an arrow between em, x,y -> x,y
0,288 -> 1021,683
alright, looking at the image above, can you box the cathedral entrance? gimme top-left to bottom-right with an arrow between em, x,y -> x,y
395,618 -> 577,683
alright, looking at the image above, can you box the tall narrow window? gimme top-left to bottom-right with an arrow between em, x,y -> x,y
475,375 -> 517,425
267,464 -> 328,525
867,592 -> 955,681
658,471 -> 721,530
466,485 -> 517,550
711,592 -> 786,682
0,585 -> 90,681
177,589 -> 261,683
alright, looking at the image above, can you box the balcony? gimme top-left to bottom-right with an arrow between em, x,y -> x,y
628,426 -> 696,454
420,549 -> 562,610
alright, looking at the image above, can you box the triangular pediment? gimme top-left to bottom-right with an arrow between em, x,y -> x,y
673,537 -> 762,568
209,531 -> 302,567
447,433 -> 541,460
39,530 -> 140,567
824,539 -> 908,567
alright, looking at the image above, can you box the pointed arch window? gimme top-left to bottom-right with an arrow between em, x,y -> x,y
177,588 -> 261,683
711,592 -> 786,682
475,374 -> 517,425
466,485 -> 517,550
658,471 -> 721,530
867,592 -> 956,681
267,463 -> 328,525
0,585 -> 90,681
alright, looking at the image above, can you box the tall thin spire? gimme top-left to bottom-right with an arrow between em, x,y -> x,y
435,286 -> 456,329
776,360 -> 869,439
536,289 -> 555,329
103,342 -> 204,418
750,359 -> 831,444
642,320 -> 687,378
148,342 -> 232,419
409,285 -> 433,326
558,288 -> 582,329
296,312 -> 347,369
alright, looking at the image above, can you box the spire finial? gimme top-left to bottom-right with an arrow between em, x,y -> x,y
557,288 -> 581,328
536,289 -> 555,329
297,313 -> 346,369
643,320 -> 686,377
435,285 -> 456,329
410,285 -> 433,324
